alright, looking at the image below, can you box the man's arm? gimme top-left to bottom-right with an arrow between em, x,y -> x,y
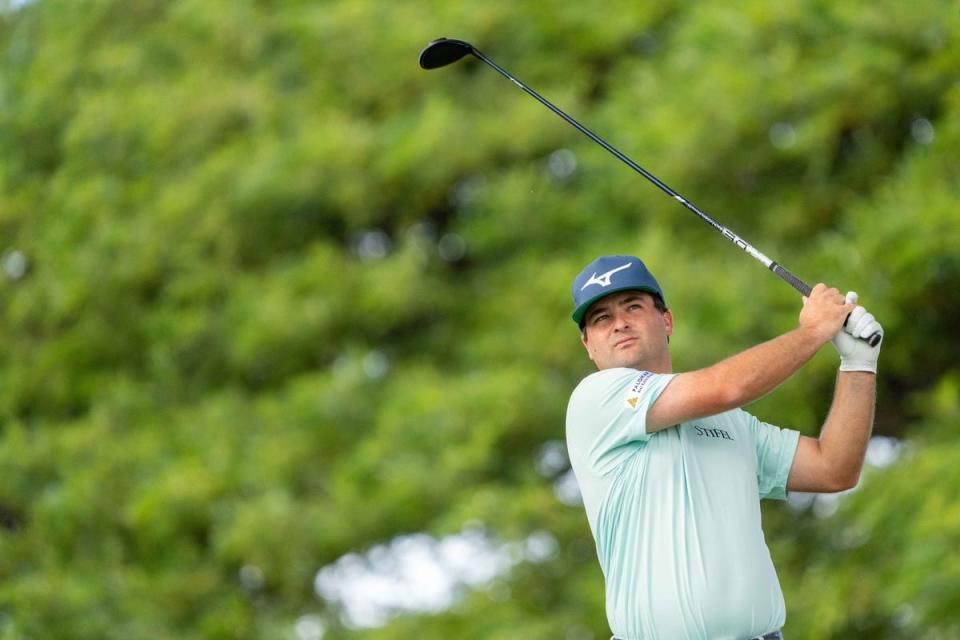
787,294 -> 883,492
786,371 -> 876,492
646,284 -> 853,432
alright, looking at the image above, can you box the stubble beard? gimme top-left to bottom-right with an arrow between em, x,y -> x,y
604,339 -> 648,371
614,337 -> 670,372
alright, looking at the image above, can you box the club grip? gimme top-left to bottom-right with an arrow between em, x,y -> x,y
770,262 -> 811,296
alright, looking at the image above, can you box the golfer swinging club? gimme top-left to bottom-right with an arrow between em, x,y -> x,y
566,255 -> 883,640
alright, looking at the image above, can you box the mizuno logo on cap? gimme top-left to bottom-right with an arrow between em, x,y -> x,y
580,262 -> 632,291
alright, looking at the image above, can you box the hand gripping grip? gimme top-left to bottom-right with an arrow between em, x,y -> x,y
771,263 -> 882,347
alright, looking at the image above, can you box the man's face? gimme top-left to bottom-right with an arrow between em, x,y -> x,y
580,291 -> 673,371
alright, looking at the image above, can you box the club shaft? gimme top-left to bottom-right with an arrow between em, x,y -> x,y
461,44 -> 879,345
471,47 -> 812,298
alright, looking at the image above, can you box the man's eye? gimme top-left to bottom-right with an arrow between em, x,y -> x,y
593,314 -> 609,324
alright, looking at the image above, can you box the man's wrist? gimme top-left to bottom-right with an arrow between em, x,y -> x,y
838,358 -> 877,374
797,323 -> 834,348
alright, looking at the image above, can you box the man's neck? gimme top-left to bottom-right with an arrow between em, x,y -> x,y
602,355 -> 673,374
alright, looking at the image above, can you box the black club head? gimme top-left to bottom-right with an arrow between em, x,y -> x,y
419,38 -> 475,70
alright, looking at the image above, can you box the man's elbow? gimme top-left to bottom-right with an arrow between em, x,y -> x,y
824,468 -> 861,493
717,381 -> 751,412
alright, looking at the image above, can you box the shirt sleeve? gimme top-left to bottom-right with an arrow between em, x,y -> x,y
566,368 -> 676,476
743,411 -> 801,500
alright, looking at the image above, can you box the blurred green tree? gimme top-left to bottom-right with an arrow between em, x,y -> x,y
0,0 -> 957,638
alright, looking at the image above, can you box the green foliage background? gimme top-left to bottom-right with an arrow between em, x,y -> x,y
0,0 -> 958,638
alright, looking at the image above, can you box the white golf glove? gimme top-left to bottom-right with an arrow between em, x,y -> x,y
832,292 -> 883,373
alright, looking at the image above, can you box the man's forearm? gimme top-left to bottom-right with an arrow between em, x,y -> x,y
701,325 -> 828,408
648,326 -> 830,431
817,371 -> 877,488
646,285 -> 855,432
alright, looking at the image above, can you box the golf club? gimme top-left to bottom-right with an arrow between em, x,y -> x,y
419,37 -> 881,346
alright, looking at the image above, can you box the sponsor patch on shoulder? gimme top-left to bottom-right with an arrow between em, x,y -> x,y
630,371 -> 654,393
624,371 -> 654,410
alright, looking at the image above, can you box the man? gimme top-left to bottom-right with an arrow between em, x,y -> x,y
565,255 -> 883,640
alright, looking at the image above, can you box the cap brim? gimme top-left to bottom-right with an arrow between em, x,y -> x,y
572,286 -> 662,326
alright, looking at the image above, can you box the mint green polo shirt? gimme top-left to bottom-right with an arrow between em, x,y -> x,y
565,368 -> 801,640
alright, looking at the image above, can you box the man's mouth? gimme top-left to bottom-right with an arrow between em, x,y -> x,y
614,337 -> 637,349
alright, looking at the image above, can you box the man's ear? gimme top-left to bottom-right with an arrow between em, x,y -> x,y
580,331 -> 596,363
663,309 -> 674,339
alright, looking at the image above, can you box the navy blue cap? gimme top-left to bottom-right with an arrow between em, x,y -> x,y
571,255 -> 665,325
